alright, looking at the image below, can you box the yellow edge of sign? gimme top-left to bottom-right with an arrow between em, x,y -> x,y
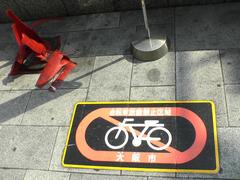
62,100 -> 220,174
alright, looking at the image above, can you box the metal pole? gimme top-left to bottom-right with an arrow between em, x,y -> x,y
131,0 -> 168,61
141,0 -> 151,39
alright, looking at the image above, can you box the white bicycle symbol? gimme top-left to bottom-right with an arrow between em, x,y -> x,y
104,118 -> 172,151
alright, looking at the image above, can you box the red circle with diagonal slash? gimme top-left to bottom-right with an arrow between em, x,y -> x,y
75,107 -> 207,164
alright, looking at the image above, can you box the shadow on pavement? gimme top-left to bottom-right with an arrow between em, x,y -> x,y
0,56 -> 128,123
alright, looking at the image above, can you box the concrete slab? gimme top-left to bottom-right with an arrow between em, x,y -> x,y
0,90 -> 31,125
0,169 -> 26,180
86,12 -> 120,30
22,89 -> 87,126
0,77 -> 12,90
50,127 -> 121,175
34,16 -> 87,35
87,55 -> 132,101
59,57 -> 95,89
175,3 -> 240,50
176,51 -> 223,84
112,0 -> 141,11
64,27 -> 136,57
63,31 -> 93,57
15,0 -> 67,20
131,52 -> 175,86
0,74 -> 39,90
225,85 -> 240,127
76,0 -> 114,14
91,27 -> 136,56
177,83 -> 228,127
151,177 -> 202,180
220,49 -> 240,84
176,51 -> 227,126
169,0 -> 225,6
122,170 -> 175,178
70,174 -> 147,180
177,127 -> 240,179
120,8 -> 173,27
0,1 -> 30,23
35,12 -> 120,34
0,61 -> 12,77
0,24 -> 15,44
130,86 -> 175,101
37,12 -> 119,34
0,126 -> 58,169
0,42 -> 18,61
24,170 -> 70,180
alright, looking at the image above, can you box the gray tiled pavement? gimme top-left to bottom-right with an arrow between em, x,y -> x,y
1,2 -> 240,180
0,126 -> 58,169
24,170 -> 70,180
0,169 -> 26,180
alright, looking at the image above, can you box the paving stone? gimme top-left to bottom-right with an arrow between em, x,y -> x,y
120,8 -> 173,27
176,51 -> 223,85
149,177 -> 192,180
225,85 -> 240,126
0,61 -> 12,77
58,0 -> 81,16
87,55 -> 132,101
77,0 -> 114,14
0,90 -> 31,125
177,83 -> 227,127
112,0 -> 141,11
63,31 -> 93,57
15,0 -> 67,20
22,89 -> 87,126
0,1 -> 29,23
169,0 -> 225,6
24,170 -> 70,180
0,42 -> 18,61
177,127 -> 240,179
176,51 -> 227,127
220,49 -> 240,84
34,16 -> 87,35
122,170 -> 175,178
131,52 -> 175,86
175,3 -> 240,50
70,174 -> 147,180
86,12 -> 120,30
50,127 -> 120,175
114,0 -> 168,11
91,27 -> 136,56
130,86 -> 175,101
0,126 -> 58,169
64,27 -> 136,57
0,169 -> 26,180
0,77 -> 11,90
0,74 -> 39,90
58,57 -> 95,89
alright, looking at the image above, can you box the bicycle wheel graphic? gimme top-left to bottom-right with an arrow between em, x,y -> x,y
146,127 -> 172,151
105,127 -> 129,150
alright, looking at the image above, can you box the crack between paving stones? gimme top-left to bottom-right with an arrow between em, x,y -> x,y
128,56 -> 134,101
48,127 -> 60,171
218,50 -> 230,127
19,90 -> 33,125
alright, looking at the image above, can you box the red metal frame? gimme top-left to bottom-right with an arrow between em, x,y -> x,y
6,10 -> 77,91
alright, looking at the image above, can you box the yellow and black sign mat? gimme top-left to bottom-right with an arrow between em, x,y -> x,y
62,101 -> 219,173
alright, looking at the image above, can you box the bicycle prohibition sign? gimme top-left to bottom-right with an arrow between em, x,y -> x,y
105,118 -> 172,151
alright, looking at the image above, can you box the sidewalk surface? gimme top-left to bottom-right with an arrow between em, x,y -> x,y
1,2 -> 240,180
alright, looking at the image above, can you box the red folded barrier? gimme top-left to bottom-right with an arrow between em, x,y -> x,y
6,9 -> 77,91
